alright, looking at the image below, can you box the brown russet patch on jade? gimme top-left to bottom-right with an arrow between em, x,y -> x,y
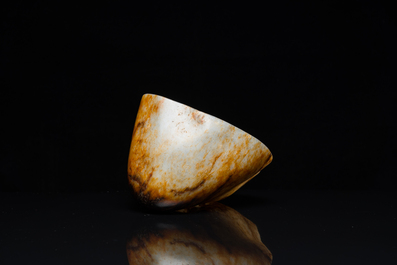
128,94 -> 272,211
192,111 -> 205,124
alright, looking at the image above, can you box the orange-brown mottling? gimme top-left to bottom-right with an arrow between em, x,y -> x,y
128,94 -> 272,211
192,111 -> 205,124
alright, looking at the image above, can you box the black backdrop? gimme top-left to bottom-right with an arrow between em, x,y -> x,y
1,1 -> 396,192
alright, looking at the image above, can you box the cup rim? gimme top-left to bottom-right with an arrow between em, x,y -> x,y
143,93 -> 270,152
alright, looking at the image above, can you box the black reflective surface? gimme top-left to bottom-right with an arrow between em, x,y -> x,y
1,190 -> 396,264
127,202 -> 271,264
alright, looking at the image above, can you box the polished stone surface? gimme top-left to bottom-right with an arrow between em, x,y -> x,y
128,94 -> 272,211
1,190 -> 396,264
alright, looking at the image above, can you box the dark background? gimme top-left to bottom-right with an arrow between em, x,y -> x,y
1,1 -> 396,193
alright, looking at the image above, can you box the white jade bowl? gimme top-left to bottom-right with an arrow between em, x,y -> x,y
128,94 -> 272,211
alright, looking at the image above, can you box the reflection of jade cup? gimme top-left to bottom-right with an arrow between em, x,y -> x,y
128,94 -> 272,211
126,203 -> 272,264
